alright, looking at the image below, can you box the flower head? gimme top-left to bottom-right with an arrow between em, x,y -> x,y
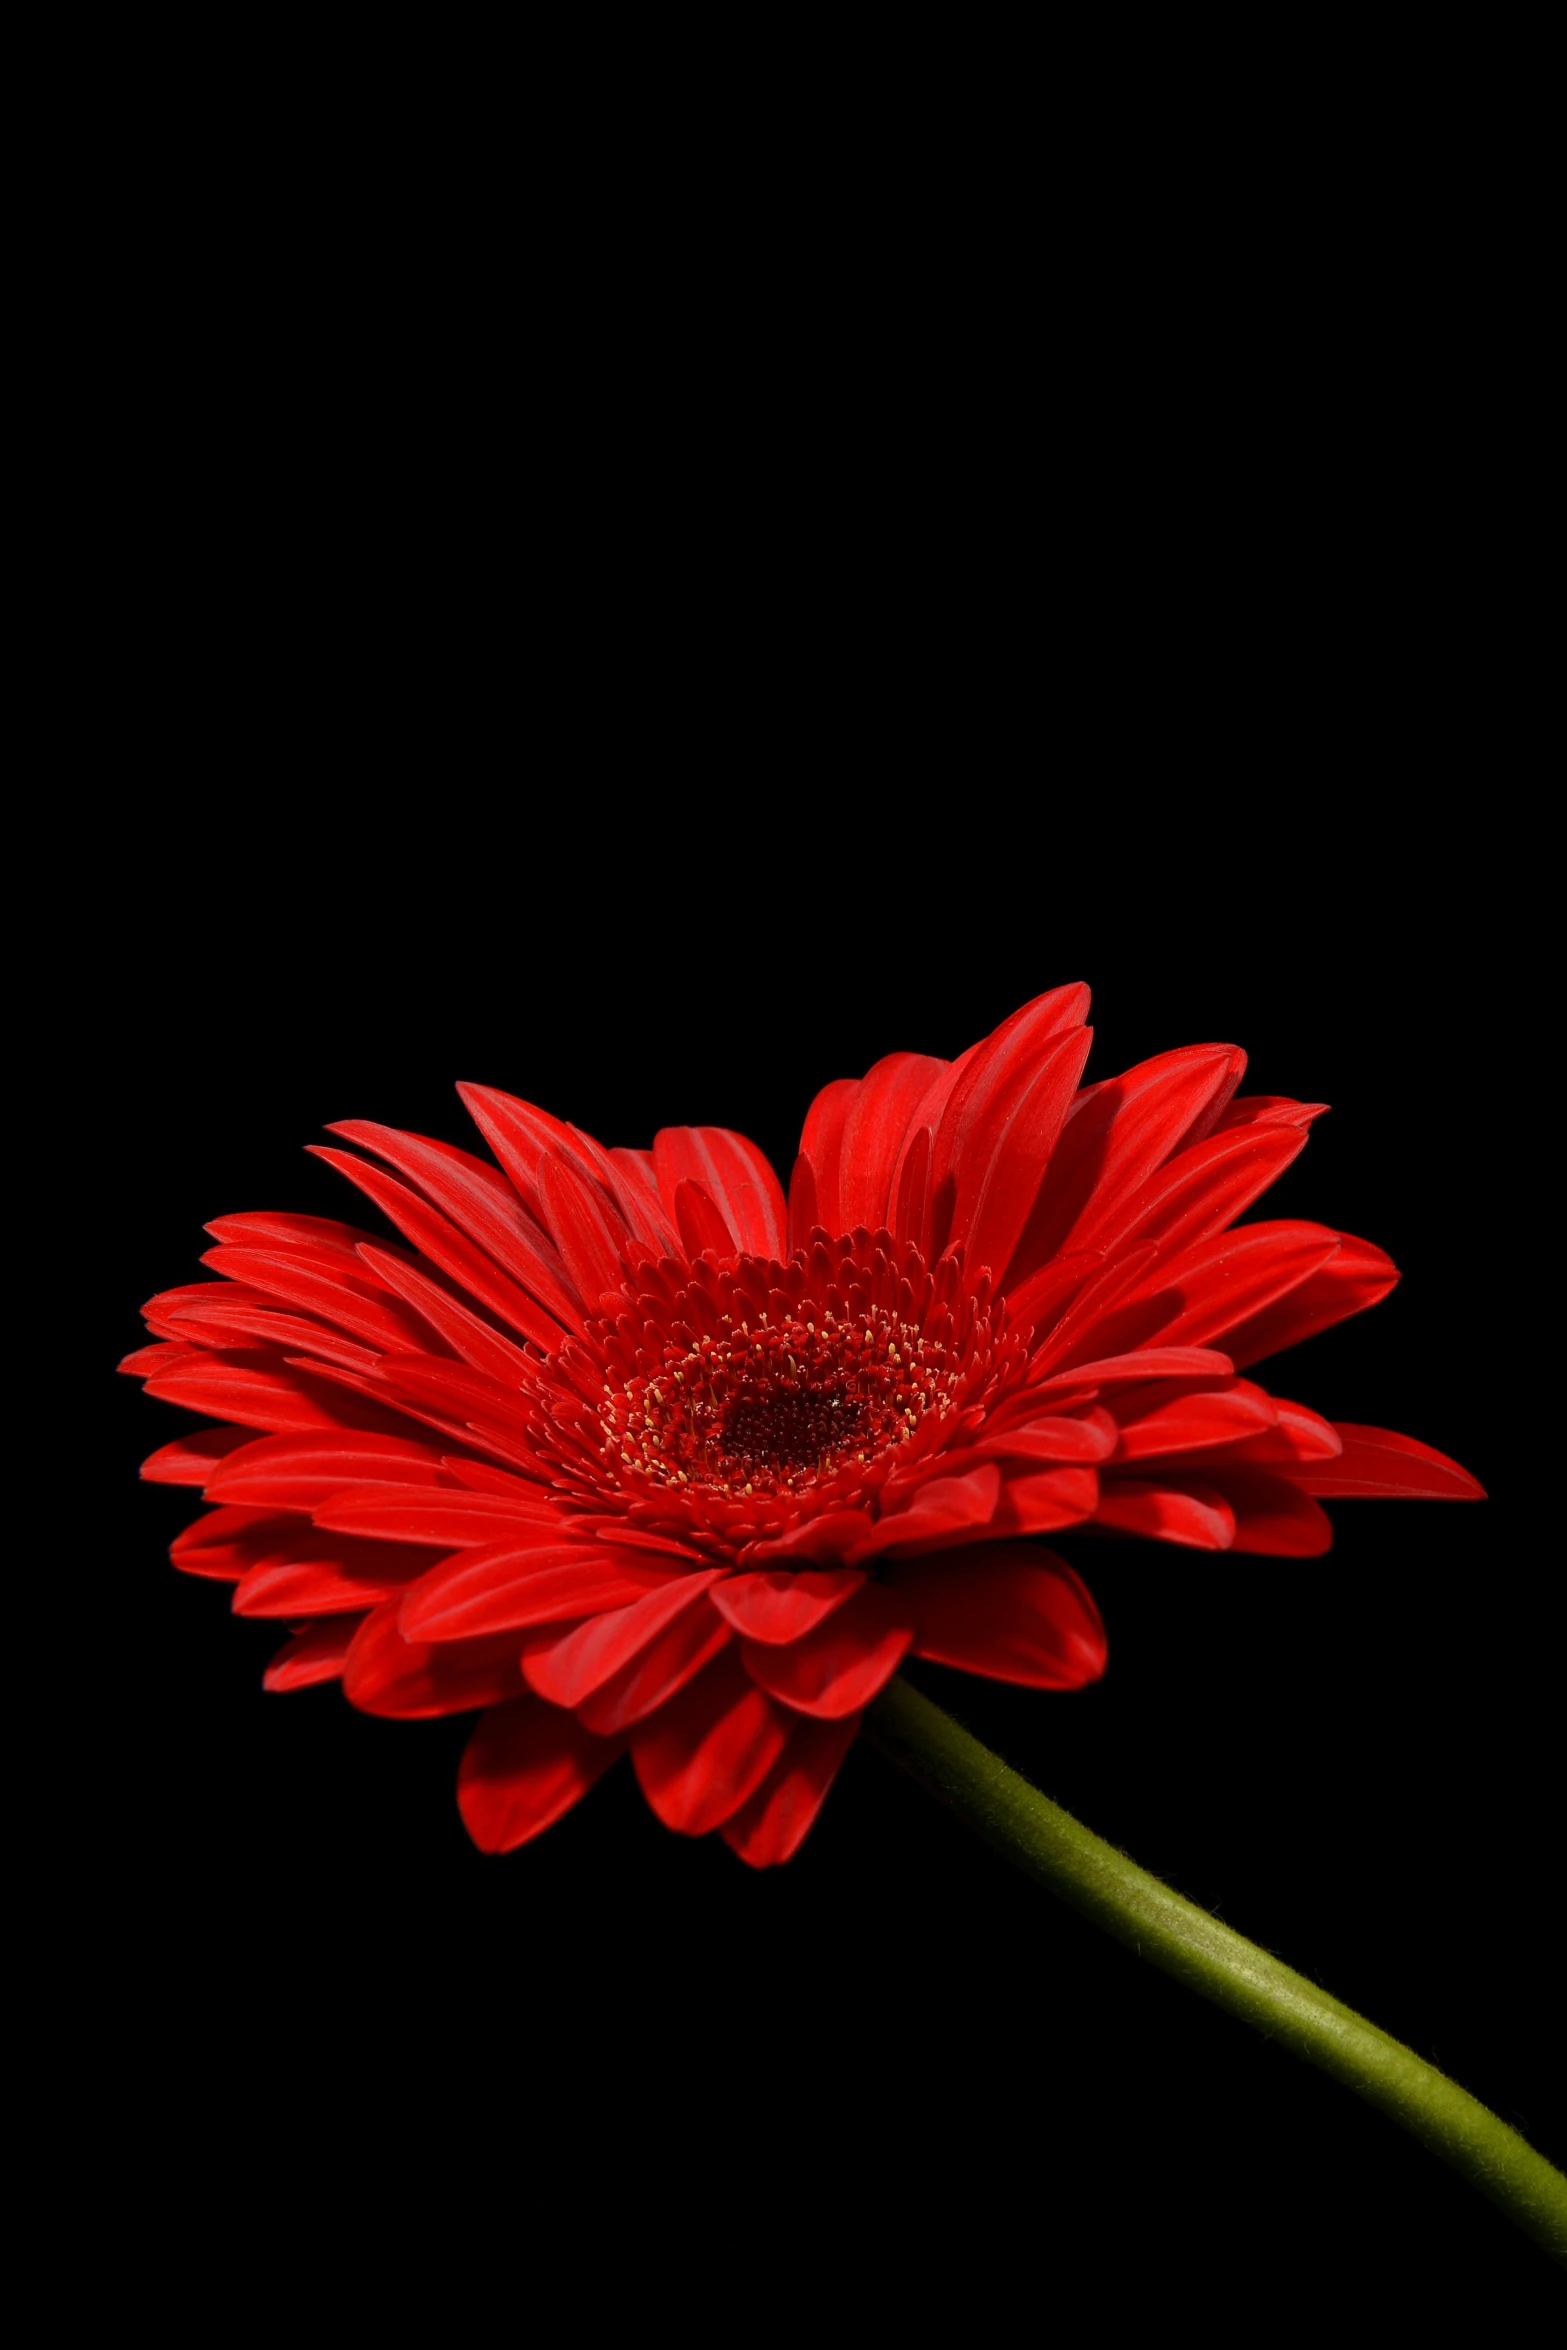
126,984 -> 1482,1865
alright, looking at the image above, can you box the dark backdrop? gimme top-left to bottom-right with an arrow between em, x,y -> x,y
68,811 -> 1557,2308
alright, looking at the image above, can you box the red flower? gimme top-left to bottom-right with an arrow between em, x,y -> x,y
126,985 -> 1482,1866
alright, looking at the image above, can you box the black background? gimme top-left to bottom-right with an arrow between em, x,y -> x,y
67,809 -> 1557,2310
42,165 -> 1558,2305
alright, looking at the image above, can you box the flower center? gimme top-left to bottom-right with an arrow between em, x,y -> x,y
600,1302 -> 954,1499
524,1233 -> 1025,1542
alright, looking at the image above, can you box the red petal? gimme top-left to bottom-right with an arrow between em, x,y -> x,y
1009,1043 -> 1246,1283
537,1152 -> 632,1304
930,982 -> 1090,1231
673,1178 -> 737,1258
740,1512 -> 875,1567
837,1054 -> 948,1236
719,1713 -> 860,1867
1093,1478 -> 1236,1548
989,1464 -> 1101,1536
1290,1424 -> 1485,1499
311,1484 -> 560,1546
310,1146 -> 575,1347
171,1505 -> 307,1582
796,1078 -> 859,1239
398,1543 -> 680,1640
342,1599 -> 527,1718
1087,1122 -> 1311,1262
653,1127 -> 787,1260
710,1567 -> 867,1643
1210,1095 -> 1329,1136
741,1584 -> 913,1718
355,1246 -> 536,1384
965,1413 -> 1118,1465
630,1649 -> 790,1835
195,1244 -> 433,1353
141,1426 -> 253,1486
521,1570 -> 726,1708
950,1028 -> 1094,1286
457,1698 -> 624,1854
1200,1470 -> 1335,1555
165,1299 -> 384,1372
786,1151 -> 821,1257
327,1120 -> 586,1323
1215,1236 -> 1401,1369
890,1122 -> 932,1254
844,1464 -> 1002,1564
120,1341 -> 197,1376
143,1351 -> 415,1438
1027,1347 -> 1235,1399
233,1531 -> 432,1617
1112,1385 -> 1277,1460
458,1084 -> 676,1253
885,1544 -> 1107,1687
203,1430 -> 451,1509
571,1596 -> 734,1736
1065,1225 -> 1341,1365
264,1616 -> 360,1691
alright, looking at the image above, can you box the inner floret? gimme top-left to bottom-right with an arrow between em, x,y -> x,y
599,1303 -> 956,1499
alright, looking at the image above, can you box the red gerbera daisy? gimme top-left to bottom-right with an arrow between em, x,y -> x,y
125,983 -> 1482,1867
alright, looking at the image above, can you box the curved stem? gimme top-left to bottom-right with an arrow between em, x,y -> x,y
865,1675 -> 1566,2265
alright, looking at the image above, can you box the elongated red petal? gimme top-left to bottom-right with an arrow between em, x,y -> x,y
263,1616 -> 360,1691
964,1413 -> 1118,1466
1093,1478 -> 1237,1549
1199,1470 -> 1335,1555
719,1713 -> 860,1867
121,1340 -> 203,1376
1216,1237 -> 1401,1369
143,1351 -> 415,1438
989,1464 -> 1101,1536
571,1596 -> 734,1735
1008,1043 -> 1245,1282
342,1599 -> 527,1718
1069,1224 -> 1341,1364
310,1146 -> 575,1346
741,1583 -> 913,1718
203,1430 -> 452,1509
844,1464 -> 1002,1564
653,1127 -> 786,1260
631,1648 -> 790,1835
950,1028 -> 1093,1286
355,1245 -> 536,1384
710,1567 -> 866,1643
885,1545 -> 1107,1687
740,1513 -> 875,1568
399,1543 -> 680,1641
233,1528 -> 432,1617
673,1178 -> 736,1258
837,1055 -> 947,1236
521,1571 -> 726,1708
457,1698 -> 624,1853
1111,1385 -> 1277,1461
170,1505 -> 307,1581
1087,1122 -> 1311,1262
537,1153 -> 632,1306
326,1119 -> 585,1319
195,1245 -> 433,1353
796,1078 -> 859,1239
141,1426 -> 253,1485
929,987 -> 1091,1197
311,1484 -> 559,1545
786,1151 -> 820,1257
1026,1348 -> 1235,1400
1290,1425 -> 1485,1499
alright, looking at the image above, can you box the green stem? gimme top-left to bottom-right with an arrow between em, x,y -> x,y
865,1674 -> 1566,2265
